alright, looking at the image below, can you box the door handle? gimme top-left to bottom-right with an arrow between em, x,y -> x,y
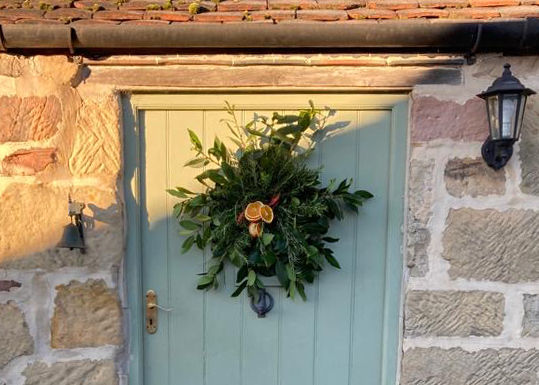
146,290 -> 157,334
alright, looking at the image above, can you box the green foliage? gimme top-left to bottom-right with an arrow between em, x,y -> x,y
188,1 -> 200,14
168,102 -> 373,301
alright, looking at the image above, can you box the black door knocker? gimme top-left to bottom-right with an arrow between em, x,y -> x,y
250,289 -> 274,318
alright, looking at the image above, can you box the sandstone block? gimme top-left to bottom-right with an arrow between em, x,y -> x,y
523,294 -> 539,337
401,348 -> 539,385
0,184 -> 122,270
51,279 -> 122,349
405,290 -> 504,337
406,159 -> 434,277
0,301 -> 34,368
442,208 -> 539,283
69,98 -> 121,185
411,96 -> 488,142
2,148 -> 57,176
520,96 -> 539,196
23,360 -> 118,385
444,157 -> 505,197
0,54 -> 22,77
0,96 -> 62,143
28,55 -> 82,86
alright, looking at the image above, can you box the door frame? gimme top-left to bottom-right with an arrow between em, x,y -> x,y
122,92 -> 409,385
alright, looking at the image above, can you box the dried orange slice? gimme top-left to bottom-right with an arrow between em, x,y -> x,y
260,205 -> 274,224
245,201 -> 263,222
249,222 -> 263,238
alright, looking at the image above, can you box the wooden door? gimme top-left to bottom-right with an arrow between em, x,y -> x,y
124,93 -> 408,385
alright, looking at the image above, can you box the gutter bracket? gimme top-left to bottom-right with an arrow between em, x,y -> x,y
67,26 -> 75,55
466,23 -> 483,65
0,25 -> 7,52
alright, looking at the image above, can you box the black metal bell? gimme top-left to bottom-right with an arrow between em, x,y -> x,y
58,223 -> 86,253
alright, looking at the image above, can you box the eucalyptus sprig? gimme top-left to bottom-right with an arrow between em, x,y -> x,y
167,102 -> 373,300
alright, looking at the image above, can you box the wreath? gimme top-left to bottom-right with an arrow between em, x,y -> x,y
168,102 -> 373,301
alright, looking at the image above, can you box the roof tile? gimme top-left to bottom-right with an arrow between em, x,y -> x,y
469,0 -> 518,6
121,18 -> 171,23
498,4 -> 539,15
418,0 -> 468,7
0,8 -> 44,18
74,1 -> 118,10
218,0 -> 267,11
448,6 -> 500,16
367,0 -> 419,9
268,0 -> 318,9
348,7 -> 397,16
120,0 -> 165,10
44,7 -> 92,18
397,7 -> 448,15
194,10 -> 245,21
175,0 -> 216,11
145,9 -> 191,20
249,9 -> 295,19
93,9 -> 144,19
315,0 -> 366,9
297,8 -> 349,18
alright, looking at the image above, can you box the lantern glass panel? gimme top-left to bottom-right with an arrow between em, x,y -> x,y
487,95 -> 500,139
501,93 -> 519,139
515,94 -> 527,139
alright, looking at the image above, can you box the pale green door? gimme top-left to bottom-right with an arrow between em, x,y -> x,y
124,93 -> 407,385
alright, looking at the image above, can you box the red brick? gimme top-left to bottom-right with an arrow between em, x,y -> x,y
418,0 -> 468,7
74,1 -> 118,10
448,7 -> 500,16
498,4 -> 539,15
367,0 -> 418,8
194,11 -> 245,21
218,0 -> 267,11
2,148 -> 57,176
93,9 -> 144,19
469,0 -> 517,5
348,7 -> 396,16
144,9 -> 190,19
0,9 -> 44,19
397,6 -> 448,15
44,8 -> 92,19
249,9 -> 295,18
268,0 -> 319,9
297,8 -> 348,18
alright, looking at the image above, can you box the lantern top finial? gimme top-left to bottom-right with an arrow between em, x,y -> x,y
478,63 -> 536,99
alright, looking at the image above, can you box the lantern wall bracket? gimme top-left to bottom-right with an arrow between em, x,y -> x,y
481,136 -> 516,170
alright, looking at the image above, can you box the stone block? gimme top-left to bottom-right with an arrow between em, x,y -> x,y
51,279 -> 122,349
0,184 -> 122,270
406,159 -> 434,277
444,157 -> 505,197
523,294 -> 539,337
23,360 -> 118,385
405,290 -> 504,337
401,348 -> 539,385
68,98 -> 121,185
2,148 -> 57,176
0,54 -> 22,77
0,96 -> 62,143
411,96 -> 488,143
442,208 -> 539,283
0,301 -> 34,368
520,96 -> 539,196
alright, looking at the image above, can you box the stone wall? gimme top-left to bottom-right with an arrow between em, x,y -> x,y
403,56 -> 539,384
1,52 -> 539,385
0,55 -> 122,385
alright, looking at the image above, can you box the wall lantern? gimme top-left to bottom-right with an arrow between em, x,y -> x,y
478,63 -> 536,170
58,196 -> 86,253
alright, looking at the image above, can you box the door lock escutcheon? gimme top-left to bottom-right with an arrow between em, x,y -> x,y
146,290 -> 157,334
